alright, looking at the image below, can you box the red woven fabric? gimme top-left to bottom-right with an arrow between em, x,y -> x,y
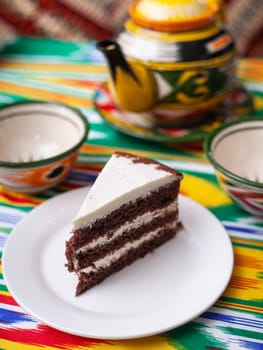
0,0 -> 131,41
0,0 -> 262,57
225,0 -> 263,57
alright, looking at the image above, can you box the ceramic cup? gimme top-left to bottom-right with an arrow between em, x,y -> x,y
0,101 -> 89,193
205,117 -> 263,216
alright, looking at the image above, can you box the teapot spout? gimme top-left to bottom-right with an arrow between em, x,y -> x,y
96,40 -> 138,84
96,40 -> 157,112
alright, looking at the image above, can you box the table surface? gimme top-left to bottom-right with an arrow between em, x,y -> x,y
0,37 -> 262,350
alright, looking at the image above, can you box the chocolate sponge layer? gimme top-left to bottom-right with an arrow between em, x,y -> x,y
66,180 -> 179,250
75,224 -> 179,296
73,211 -> 177,270
65,179 -> 181,296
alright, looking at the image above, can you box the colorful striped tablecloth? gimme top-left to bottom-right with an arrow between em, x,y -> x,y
0,37 -> 262,350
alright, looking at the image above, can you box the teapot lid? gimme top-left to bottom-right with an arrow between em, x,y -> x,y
129,0 -> 219,32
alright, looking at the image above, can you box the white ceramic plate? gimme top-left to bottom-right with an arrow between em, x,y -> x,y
3,187 -> 233,339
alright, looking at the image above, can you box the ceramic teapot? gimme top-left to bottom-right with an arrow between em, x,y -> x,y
97,0 -> 236,127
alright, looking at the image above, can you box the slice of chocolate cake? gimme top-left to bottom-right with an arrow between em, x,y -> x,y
65,151 -> 183,296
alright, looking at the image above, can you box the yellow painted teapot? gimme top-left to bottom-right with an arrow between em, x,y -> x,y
97,0 -> 235,126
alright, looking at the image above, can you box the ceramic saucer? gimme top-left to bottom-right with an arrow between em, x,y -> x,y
94,83 -> 254,144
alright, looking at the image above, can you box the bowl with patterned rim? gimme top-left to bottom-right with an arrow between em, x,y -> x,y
0,101 -> 89,193
204,116 -> 263,216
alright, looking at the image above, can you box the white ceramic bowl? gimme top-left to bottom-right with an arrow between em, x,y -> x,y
0,101 -> 89,193
205,117 -> 263,216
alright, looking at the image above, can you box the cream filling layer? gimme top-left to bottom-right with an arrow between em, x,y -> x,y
76,201 -> 177,255
78,221 -> 178,275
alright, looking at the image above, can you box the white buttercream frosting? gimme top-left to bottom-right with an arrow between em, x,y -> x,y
73,153 -> 179,230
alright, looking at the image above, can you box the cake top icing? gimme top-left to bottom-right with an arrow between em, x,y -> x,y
73,151 -> 182,229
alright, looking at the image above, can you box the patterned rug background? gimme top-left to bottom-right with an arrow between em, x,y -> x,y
0,0 -> 263,57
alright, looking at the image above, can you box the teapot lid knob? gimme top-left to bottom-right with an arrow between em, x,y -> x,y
129,0 -> 219,32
